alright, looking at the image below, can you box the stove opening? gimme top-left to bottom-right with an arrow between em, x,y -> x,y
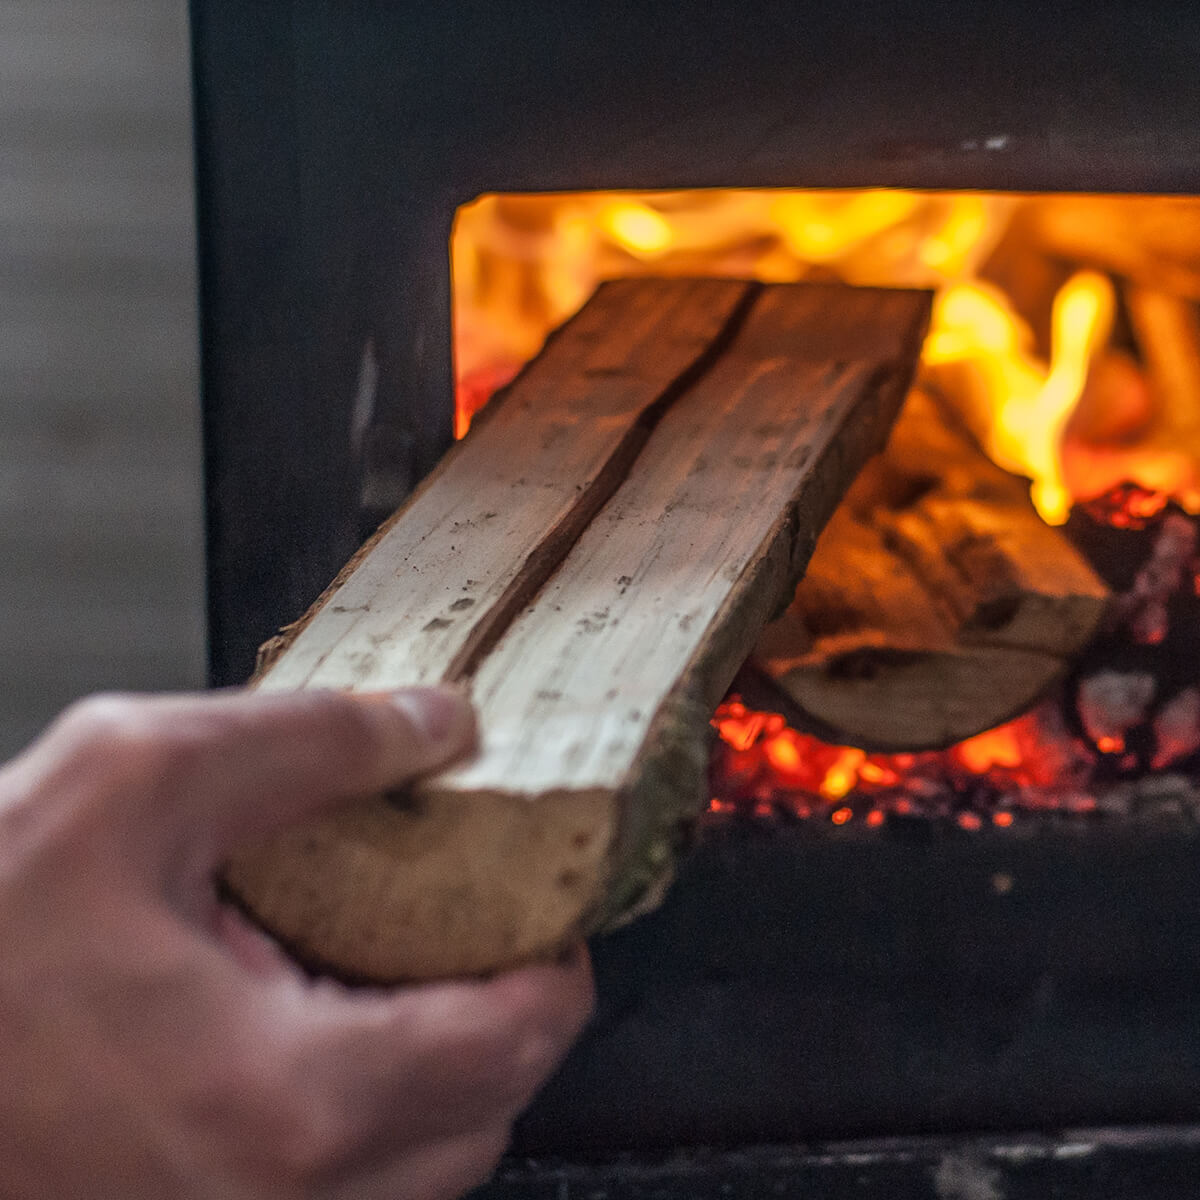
452,191 -> 1200,830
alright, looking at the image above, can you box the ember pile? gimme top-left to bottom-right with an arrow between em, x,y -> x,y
709,486 -> 1200,828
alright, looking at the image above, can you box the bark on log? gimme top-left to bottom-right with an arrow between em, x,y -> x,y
224,278 -> 932,981
753,389 -> 1110,752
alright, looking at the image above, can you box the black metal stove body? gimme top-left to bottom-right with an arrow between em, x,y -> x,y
190,4 -> 1200,1191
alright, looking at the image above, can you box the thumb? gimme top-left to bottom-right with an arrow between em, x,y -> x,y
196,686 -> 478,851
27,687 -> 476,865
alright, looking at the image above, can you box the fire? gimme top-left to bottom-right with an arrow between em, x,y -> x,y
955,724 -> 1024,774
925,271 -> 1115,522
708,696 -> 1094,826
452,189 -> 1199,521
603,201 -> 674,257
452,191 -> 1200,823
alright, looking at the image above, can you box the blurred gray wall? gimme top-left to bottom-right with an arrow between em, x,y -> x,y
1,2 -> 205,758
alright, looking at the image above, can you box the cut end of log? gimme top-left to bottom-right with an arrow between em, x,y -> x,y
224,787 -> 620,982
774,645 -> 1068,754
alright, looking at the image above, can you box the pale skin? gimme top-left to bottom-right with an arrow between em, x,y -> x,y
0,687 -> 594,1200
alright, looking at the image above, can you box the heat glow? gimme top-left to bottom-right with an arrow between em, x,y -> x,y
452,190 -> 1199,519
709,698 -> 1095,825
451,190 -> 1200,823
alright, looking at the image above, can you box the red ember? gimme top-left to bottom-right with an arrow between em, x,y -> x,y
1081,483 -> 1170,530
708,694 -> 1097,826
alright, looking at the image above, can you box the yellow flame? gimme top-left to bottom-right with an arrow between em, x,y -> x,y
452,190 -> 1133,512
923,271 -> 1114,522
774,190 -> 922,262
603,201 -> 673,257
919,195 -> 989,273
924,283 -> 1026,362
1004,271 -> 1114,522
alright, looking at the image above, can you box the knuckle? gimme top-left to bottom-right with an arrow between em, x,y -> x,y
270,1099 -> 357,1187
57,693 -> 142,747
446,1022 -> 560,1117
232,1078 -> 353,1188
54,694 -> 173,781
303,691 -> 384,762
503,1029 -> 565,1109
51,694 -> 227,808
229,1037 -> 364,1187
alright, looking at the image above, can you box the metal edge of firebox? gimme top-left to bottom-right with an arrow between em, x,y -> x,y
188,0 -> 1200,686
513,817 -> 1200,1153
471,1125 -> 1200,1200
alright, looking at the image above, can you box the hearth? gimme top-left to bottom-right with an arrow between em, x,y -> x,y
189,4 -> 1200,1195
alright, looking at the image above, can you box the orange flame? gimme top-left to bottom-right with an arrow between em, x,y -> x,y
924,270 -> 1115,522
452,190 -> 1200,520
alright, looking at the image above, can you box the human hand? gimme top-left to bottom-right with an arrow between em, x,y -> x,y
0,688 -> 593,1200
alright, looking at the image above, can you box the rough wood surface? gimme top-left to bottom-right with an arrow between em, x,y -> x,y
754,388 -> 1111,751
226,280 -> 931,981
254,278 -> 754,689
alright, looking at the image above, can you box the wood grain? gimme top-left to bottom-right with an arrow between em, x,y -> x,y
257,278 -> 754,691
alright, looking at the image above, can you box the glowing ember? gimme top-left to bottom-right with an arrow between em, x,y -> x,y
707,697 -> 1089,826
1081,483 -> 1171,530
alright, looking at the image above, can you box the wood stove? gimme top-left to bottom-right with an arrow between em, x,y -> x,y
190,4 -> 1200,1195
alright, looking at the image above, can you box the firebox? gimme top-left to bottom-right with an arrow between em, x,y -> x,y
190,4 -> 1200,1196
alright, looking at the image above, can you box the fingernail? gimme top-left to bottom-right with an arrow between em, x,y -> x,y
389,686 -> 469,742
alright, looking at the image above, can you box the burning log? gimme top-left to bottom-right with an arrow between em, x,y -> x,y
225,278 -> 932,981
752,389 -> 1110,752
1119,286 -> 1200,505
1012,197 -> 1200,304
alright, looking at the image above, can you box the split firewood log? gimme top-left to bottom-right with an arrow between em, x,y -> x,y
751,388 -> 1111,752
224,278 -> 932,981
